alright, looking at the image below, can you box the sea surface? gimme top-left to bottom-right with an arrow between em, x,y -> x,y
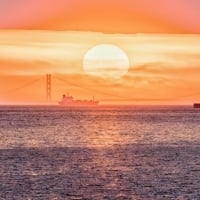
0,106 -> 200,199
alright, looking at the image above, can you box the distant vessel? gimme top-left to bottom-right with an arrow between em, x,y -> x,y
194,103 -> 200,108
59,93 -> 99,106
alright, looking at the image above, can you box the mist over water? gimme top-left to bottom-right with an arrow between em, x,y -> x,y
0,106 -> 200,199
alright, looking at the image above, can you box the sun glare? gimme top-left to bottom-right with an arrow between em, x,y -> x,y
83,44 -> 130,79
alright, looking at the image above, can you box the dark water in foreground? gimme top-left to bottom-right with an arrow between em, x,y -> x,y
0,106 -> 200,199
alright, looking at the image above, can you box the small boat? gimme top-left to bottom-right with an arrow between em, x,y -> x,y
193,103 -> 200,108
59,93 -> 99,106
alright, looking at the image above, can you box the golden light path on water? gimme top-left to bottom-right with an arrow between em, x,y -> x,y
0,106 -> 200,199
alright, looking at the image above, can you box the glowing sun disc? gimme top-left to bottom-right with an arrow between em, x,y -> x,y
83,44 -> 130,79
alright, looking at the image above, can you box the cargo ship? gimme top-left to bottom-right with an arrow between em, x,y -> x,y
59,93 -> 99,106
194,103 -> 200,108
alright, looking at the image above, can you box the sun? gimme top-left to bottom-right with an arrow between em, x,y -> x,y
83,44 -> 130,79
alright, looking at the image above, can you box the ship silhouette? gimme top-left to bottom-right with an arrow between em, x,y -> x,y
194,103 -> 200,108
59,93 -> 99,106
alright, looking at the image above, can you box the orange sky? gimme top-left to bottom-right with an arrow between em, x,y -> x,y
1,0 -> 200,33
0,0 -> 200,104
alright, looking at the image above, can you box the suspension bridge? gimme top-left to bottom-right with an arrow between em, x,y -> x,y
1,74 -> 200,105
1,74 -> 131,105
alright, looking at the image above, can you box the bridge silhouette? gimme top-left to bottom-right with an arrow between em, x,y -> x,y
1,74 -> 200,104
2,74 -> 130,104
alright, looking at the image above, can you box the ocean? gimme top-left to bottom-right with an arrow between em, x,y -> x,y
0,106 -> 200,199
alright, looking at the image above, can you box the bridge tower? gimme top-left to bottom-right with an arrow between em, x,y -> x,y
46,74 -> 51,102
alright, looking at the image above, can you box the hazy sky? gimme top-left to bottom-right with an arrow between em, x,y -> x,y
0,0 -> 200,104
1,0 -> 200,33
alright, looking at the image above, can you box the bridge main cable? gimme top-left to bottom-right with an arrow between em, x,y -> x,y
2,76 -> 44,97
